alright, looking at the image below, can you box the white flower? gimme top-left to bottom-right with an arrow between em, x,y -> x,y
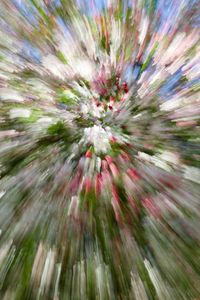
139,16 -> 149,45
0,191 -> 6,199
1,89 -> 24,102
10,108 -> 31,118
42,54 -> 67,80
75,60 -> 95,80
37,117 -> 53,124
83,125 -> 111,154
81,104 -> 89,114
184,166 -> 200,184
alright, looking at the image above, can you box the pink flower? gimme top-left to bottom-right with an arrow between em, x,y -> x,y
128,196 -> 138,213
95,173 -> 102,196
112,184 -> 120,205
142,197 -> 160,218
85,149 -> 92,158
127,168 -> 140,180
101,159 -> 108,170
109,163 -> 119,178
122,82 -> 128,93
85,177 -> 92,194
120,151 -> 130,161
105,155 -> 113,164
110,136 -> 117,143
